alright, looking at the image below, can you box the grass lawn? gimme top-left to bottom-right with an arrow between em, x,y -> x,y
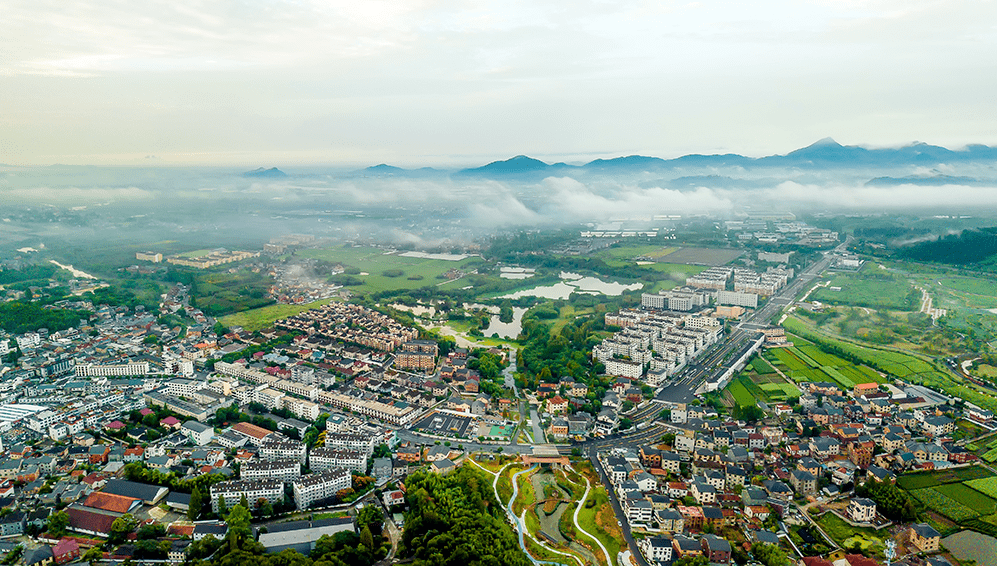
299,245 -> 483,294
219,298 -> 338,331
815,513 -> 885,557
177,248 -> 215,258
576,484 -> 622,561
811,265 -> 915,310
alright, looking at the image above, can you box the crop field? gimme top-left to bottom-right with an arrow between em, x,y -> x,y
759,382 -> 800,399
770,348 -> 810,372
728,378 -> 760,408
898,466 -> 995,490
820,366 -> 856,389
191,269 -> 275,316
658,247 -> 743,266
785,315 -> 997,411
909,488 -> 981,522
750,357 -> 777,374
937,482 -> 997,511
966,477 -> 997,500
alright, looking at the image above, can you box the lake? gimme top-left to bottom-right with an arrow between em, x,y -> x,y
499,272 -> 643,300
466,303 -> 528,339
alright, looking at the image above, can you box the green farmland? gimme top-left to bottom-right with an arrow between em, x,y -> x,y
298,246 -> 484,294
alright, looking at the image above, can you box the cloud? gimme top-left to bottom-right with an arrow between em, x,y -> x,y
541,176 -> 734,220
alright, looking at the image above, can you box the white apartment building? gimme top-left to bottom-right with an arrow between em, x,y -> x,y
260,438 -> 307,464
241,459 -> 301,483
283,397 -> 321,421
317,391 -> 419,426
274,379 -> 319,401
309,447 -> 366,473
75,362 -> 150,377
210,479 -> 283,513
324,433 -> 378,458
254,388 -> 286,411
166,379 -> 203,397
292,468 -> 352,509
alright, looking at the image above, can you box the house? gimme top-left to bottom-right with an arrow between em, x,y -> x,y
193,522 -> 228,541
848,498 -> 876,523
182,421 -> 214,445
546,396 -> 568,415
640,536 -> 673,565
701,534 -> 731,563
24,546 -> 54,566
52,539 -> 80,565
908,523 -> 941,553
0,512 -> 26,536
789,470 -> 817,495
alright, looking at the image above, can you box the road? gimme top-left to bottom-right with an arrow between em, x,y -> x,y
588,452 -> 650,566
655,237 -> 851,404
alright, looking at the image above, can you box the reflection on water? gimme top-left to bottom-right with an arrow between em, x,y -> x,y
500,273 -> 642,300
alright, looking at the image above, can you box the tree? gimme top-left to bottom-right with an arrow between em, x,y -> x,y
109,513 -> 138,544
240,494 -> 250,510
226,504 -> 253,546
83,547 -> 103,566
189,485 -> 204,520
47,510 -> 69,536
357,505 -> 384,538
217,495 -> 228,517
359,525 -> 374,551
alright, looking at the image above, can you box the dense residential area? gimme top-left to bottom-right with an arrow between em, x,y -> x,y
2,222 -> 997,566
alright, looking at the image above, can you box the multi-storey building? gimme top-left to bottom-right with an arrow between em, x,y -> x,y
210,479 -> 283,513
75,362 -> 150,377
324,433 -> 378,458
309,447 -> 366,473
260,438 -> 307,465
292,468 -> 352,509
241,459 -> 301,483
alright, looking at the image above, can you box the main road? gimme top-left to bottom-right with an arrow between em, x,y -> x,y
655,237 -> 850,404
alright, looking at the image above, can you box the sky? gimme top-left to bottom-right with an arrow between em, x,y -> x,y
2,0 -> 996,166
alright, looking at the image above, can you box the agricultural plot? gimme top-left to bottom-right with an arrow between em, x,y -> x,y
797,345 -> 850,367
897,466 -> 995,491
820,366 -> 856,390
759,382 -> 801,400
298,245 -> 483,294
936,482 -> 997,513
966,477 -> 997,500
727,378 -> 760,408
750,357 -> 777,374
770,348 -> 811,372
909,488 -> 981,522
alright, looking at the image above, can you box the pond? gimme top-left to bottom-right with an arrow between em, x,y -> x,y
466,303 -> 527,339
499,272 -> 643,300
943,530 -> 997,566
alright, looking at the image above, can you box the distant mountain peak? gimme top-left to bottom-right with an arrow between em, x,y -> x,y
810,137 -> 841,148
457,155 -> 551,176
243,167 -> 287,178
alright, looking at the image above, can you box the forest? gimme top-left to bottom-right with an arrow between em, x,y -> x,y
0,302 -> 91,334
399,466 -> 532,566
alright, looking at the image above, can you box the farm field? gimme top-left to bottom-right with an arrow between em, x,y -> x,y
784,315 -> 997,412
219,298 -> 338,331
191,269 -> 275,316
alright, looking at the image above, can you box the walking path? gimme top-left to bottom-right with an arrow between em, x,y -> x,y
469,458 -> 596,566
568,465 -> 612,566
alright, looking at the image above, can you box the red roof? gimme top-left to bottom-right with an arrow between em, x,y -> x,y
52,538 -> 80,558
66,506 -> 118,536
105,421 -> 126,430
232,421 -> 272,440
139,408 -> 154,416
83,492 -> 140,513
160,416 -> 180,426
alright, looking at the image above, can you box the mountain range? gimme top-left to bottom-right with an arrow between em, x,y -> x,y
248,138 -> 997,180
